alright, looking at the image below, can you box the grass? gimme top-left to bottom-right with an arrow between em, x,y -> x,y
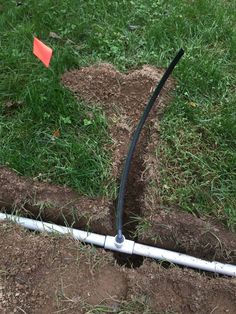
0,0 -> 235,230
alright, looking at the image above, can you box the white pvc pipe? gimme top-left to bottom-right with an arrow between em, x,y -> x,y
0,213 -> 235,277
133,243 -> 235,276
0,213 -> 105,247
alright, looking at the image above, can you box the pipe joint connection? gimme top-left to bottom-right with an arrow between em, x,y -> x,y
114,234 -> 125,248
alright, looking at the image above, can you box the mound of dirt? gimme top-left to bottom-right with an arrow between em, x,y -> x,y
1,223 -> 236,314
62,63 -> 173,178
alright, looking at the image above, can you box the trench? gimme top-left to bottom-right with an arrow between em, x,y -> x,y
113,127 -> 151,268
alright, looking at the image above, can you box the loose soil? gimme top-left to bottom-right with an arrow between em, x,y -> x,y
0,222 -> 127,314
1,63 -> 236,312
1,222 -> 236,314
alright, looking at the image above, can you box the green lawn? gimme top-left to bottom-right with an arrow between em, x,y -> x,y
0,0 -> 235,230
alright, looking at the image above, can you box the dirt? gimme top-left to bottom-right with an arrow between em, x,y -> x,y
62,63 -> 172,179
139,211 -> 236,264
1,63 -> 236,312
0,222 -> 127,314
0,166 -> 113,234
1,222 -> 236,314
128,261 -> 236,314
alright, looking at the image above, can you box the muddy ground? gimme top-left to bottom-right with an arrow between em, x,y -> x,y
0,63 -> 236,313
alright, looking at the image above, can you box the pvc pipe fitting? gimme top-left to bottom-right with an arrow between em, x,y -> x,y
105,235 -> 134,254
0,213 -> 235,277
114,234 -> 125,248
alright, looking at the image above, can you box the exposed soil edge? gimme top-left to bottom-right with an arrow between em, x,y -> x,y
138,211 -> 236,264
0,166 -> 113,235
62,63 -> 174,241
128,260 -> 236,314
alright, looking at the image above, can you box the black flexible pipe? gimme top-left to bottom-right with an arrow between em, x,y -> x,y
115,48 -> 184,244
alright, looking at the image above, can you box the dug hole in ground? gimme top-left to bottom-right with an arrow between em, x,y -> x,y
0,64 -> 236,313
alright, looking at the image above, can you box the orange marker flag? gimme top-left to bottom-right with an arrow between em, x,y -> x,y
33,37 -> 53,67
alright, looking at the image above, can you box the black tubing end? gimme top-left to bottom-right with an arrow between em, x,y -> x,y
179,48 -> 184,55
